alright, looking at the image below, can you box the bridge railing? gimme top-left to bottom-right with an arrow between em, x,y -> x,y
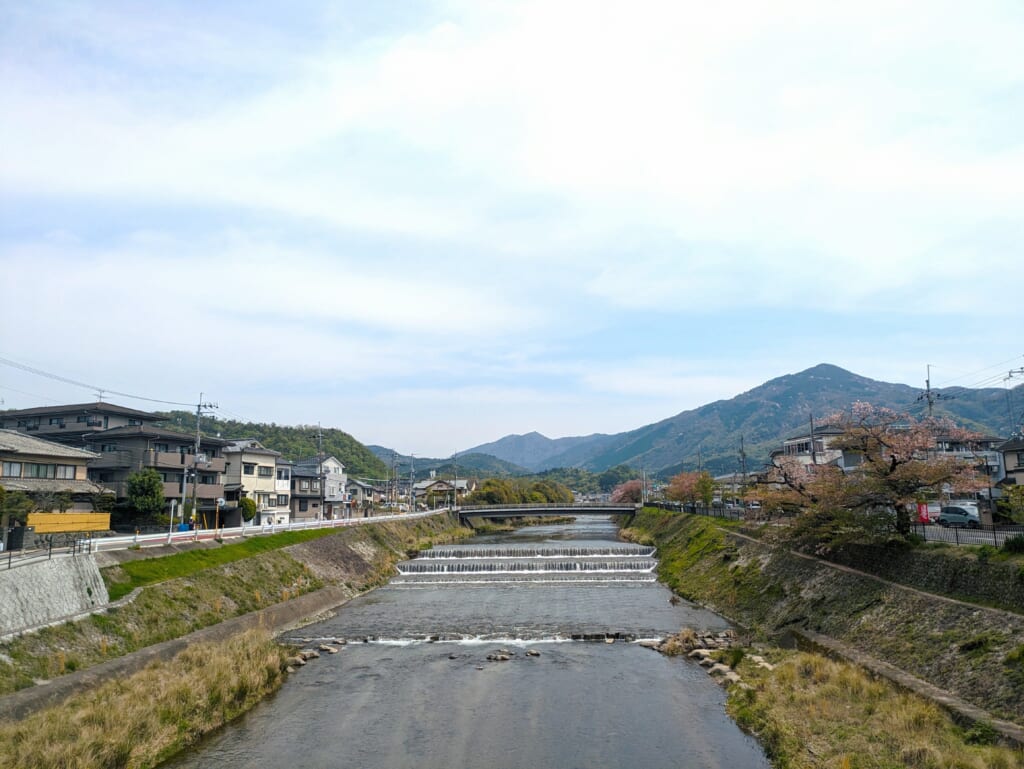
457,502 -> 639,512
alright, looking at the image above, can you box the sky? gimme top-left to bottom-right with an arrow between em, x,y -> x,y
2,1 -> 1023,457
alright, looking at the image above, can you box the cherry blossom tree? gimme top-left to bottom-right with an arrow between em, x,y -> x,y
666,471 -> 700,507
610,479 -> 643,504
767,402 -> 984,541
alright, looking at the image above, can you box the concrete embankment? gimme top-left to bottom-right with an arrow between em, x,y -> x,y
0,557 -> 109,639
0,512 -> 472,720
622,509 -> 1024,729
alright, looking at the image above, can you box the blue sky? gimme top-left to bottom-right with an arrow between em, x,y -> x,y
3,1 -> 1023,457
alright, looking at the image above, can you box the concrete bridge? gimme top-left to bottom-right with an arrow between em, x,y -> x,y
457,502 -> 639,524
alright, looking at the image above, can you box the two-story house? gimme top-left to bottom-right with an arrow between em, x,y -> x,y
223,440 -> 290,525
290,464 -> 323,522
998,437 -> 1024,488
293,455 -> 348,519
0,429 -> 113,543
771,424 -> 861,470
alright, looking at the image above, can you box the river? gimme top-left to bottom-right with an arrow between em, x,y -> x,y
164,517 -> 769,768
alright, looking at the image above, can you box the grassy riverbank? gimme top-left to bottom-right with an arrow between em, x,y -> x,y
622,508 -> 1024,766
0,514 -> 472,697
730,651 -> 1023,768
0,630 -> 290,769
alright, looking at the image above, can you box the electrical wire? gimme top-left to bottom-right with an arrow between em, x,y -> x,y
0,355 -> 197,407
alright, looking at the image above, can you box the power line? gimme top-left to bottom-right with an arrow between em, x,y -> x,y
0,355 -> 196,407
932,355 -> 1024,388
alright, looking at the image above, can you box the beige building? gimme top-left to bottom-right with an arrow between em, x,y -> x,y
0,429 -> 112,544
223,440 -> 291,524
0,428 -> 107,505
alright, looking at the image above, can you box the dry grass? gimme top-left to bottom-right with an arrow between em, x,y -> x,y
729,651 -> 1024,769
0,630 -> 290,769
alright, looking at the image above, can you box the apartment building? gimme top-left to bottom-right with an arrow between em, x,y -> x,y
0,402 -> 161,447
83,425 -> 229,519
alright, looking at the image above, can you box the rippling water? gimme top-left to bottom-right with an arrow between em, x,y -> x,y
163,517 -> 769,769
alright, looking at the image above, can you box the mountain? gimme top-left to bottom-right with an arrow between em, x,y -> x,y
462,363 -> 1023,478
159,411 -> 389,479
463,431 -> 613,472
366,447 -> 529,479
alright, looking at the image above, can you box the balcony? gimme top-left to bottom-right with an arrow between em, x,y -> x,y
88,450 -> 136,469
146,450 -> 226,473
162,481 -> 225,500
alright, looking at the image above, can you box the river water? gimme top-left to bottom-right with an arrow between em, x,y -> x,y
165,517 -> 769,769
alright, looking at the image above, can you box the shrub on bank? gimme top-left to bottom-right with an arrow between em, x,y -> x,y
729,651 -> 1024,769
0,630 -> 290,769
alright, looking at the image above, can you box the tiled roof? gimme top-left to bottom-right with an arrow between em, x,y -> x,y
0,477 -> 110,494
84,425 -> 230,445
0,429 -> 98,460
223,440 -> 282,457
0,401 -> 159,420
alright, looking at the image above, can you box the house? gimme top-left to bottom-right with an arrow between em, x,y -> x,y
222,440 -> 290,525
82,425 -> 229,523
345,478 -> 382,514
0,429 -> 113,541
771,424 -> 861,470
998,436 -> 1024,489
412,476 -> 475,507
290,464 -> 323,522
293,455 -> 348,519
0,402 -> 161,447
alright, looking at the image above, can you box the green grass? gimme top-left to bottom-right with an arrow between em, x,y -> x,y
103,528 -> 338,600
729,651 -> 1024,769
0,630 -> 291,769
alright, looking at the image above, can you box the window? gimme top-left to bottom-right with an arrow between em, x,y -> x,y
128,419 -> 142,426
200,474 -> 216,484
49,417 -> 65,426
76,415 -> 88,423
277,495 -> 289,506
300,480 -> 310,491
26,463 -> 57,478
56,465 -> 76,479
277,468 -> 290,481
312,481 -> 320,491
1016,452 -> 1024,466
101,444 -> 118,453
154,443 -> 170,453
256,492 -> 271,508
243,463 -> 256,476
2,461 -> 21,477
299,500 -> 308,512
258,466 -> 274,478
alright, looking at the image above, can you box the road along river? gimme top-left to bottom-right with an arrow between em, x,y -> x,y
163,517 -> 769,769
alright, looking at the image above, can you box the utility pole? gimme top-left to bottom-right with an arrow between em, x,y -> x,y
410,455 -> 415,512
189,393 -> 217,527
918,364 -> 955,418
1004,368 -> 1024,436
452,453 -> 458,511
317,423 -> 325,520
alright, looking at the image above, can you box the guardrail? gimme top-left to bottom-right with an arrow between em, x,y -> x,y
3,508 -> 453,569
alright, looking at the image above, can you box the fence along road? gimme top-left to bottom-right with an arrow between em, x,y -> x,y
2,508 -> 452,571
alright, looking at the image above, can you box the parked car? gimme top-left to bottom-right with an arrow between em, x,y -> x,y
936,506 -> 980,528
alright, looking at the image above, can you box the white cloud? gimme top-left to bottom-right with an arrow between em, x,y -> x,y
3,0 -> 1024,452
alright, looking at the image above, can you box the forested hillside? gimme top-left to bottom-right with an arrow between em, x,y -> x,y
158,411 -> 389,479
